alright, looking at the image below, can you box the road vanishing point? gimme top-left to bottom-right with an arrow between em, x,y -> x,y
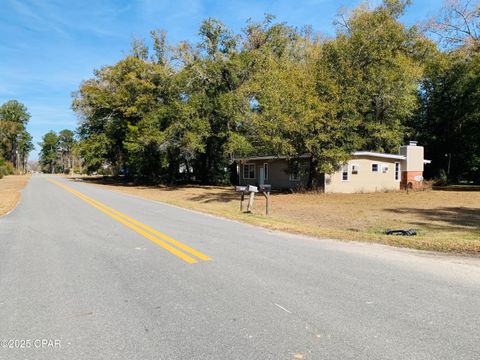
0,175 -> 479,359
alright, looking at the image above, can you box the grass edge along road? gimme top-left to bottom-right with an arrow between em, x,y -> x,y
48,179 -> 211,264
0,174 -> 31,217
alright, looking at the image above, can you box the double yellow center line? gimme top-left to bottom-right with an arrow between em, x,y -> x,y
48,179 -> 211,264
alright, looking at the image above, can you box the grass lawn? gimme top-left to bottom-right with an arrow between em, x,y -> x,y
81,178 -> 480,254
0,175 -> 30,217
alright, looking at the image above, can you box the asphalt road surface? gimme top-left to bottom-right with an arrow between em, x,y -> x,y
1,175 -> 479,360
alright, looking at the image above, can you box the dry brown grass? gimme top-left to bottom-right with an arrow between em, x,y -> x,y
81,178 -> 480,254
0,175 -> 30,217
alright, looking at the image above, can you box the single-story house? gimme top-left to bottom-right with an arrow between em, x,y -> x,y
235,141 -> 431,193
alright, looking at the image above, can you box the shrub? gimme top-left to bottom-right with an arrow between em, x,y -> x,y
434,169 -> 449,186
0,158 -> 15,177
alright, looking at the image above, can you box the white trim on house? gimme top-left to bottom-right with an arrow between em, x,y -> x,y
237,153 -> 431,163
352,151 -> 406,160
395,162 -> 401,181
341,164 -> 349,181
235,154 -> 310,161
263,163 -> 269,180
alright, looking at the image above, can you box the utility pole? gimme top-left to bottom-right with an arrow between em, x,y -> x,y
446,153 -> 451,176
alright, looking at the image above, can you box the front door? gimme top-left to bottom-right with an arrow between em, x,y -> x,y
259,167 -> 265,186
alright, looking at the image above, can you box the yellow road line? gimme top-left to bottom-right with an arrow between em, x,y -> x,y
48,179 -> 211,264
66,183 -> 211,261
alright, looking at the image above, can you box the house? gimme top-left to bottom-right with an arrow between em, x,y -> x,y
235,141 -> 431,193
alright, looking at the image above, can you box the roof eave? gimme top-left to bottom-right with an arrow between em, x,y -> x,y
352,151 -> 406,160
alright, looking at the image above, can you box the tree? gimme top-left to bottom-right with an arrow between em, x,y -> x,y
414,0 -> 480,183
58,129 -> 76,172
17,130 -> 34,173
237,18 -> 359,188
77,133 -> 110,174
38,131 -> 60,173
323,0 -> 432,153
71,3 -> 465,187
177,18 -> 246,184
0,100 -> 32,170
73,33 -> 178,181
414,50 -> 480,183
427,0 -> 480,51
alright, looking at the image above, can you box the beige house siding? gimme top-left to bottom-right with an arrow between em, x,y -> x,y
325,156 -> 401,193
236,144 -> 427,193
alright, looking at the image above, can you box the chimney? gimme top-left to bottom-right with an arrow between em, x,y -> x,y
399,141 -> 424,189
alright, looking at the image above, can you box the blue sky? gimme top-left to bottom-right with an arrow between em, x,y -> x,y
0,0 -> 442,160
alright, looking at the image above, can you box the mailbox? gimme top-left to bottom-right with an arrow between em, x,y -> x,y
235,184 -> 271,216
259,184 -> 271,192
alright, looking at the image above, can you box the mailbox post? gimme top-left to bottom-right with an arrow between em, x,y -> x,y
246,185 -> 258,212
235,184 -> 271,215
259,184 -> 271,215
236,186 -> 247,211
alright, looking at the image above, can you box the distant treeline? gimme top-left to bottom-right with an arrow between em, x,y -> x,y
0,100 -> 34,178
41,0 -> 480,185
38,129 -> 77,174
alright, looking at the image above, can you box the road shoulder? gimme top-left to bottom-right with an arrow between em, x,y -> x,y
76,177 -> 480,256
0,175 -> 31,217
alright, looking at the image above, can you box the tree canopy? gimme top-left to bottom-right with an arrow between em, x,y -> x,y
38,129 -> 78,174
0,100 -> 34,174
66,0 -> 480,186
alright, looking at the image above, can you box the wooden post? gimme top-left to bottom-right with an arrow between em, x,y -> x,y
265,191 -> 270,216
240,191 -> 244,211
260,191 -> 270,216
247,191 -> 255,212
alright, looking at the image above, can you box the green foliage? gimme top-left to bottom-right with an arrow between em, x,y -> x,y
324,1 -> 432,153
38,129 -> 78,174
415,50 -> 480,183
0,157 -> 14,178
38,131 -> 59,173
73,46 -> 177,180
68,0 -> 478,186
0,100 -> 33,172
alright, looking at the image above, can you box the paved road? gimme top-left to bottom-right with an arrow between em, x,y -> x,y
0,175 -> 479,360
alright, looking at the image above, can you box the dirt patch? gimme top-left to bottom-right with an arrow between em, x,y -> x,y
0,175 -> 31,217
79,177 -> 480,254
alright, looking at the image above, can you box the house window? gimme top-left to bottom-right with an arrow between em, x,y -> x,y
351,164 -> 359,175
341,164 -> 349,181
289,170 -> 300,181
372,163 -> 379,172
263,163 -> 269,180
382,165 -> 389,173
395,162 -> 400,181
243,164 -> 255,179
